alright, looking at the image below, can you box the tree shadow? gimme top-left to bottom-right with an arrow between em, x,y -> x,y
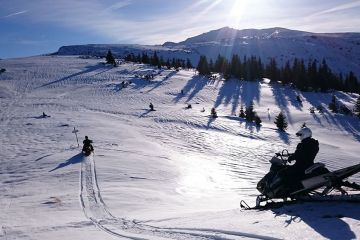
36,63 -> 110,88
276,130 -> 291,145
146,71 -> 176,93
49,153 -> 83,172
269,84 -> 294,125
128,77 -> 152,91
271,202 -> 360,240
245,120 -> 255,134
240,80 -> 261,107
301,92 -> 360,141
32,115 -> 51,119
301,92 -> 334,126
173,75 -> 208,103
206,116 -> 216,129
214,80 -> 261,116
213,79 -> 241,115
310,112 -> 324,127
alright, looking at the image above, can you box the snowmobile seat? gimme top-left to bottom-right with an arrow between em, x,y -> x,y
304,163 -> 326,175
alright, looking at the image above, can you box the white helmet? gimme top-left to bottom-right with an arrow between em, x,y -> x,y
296,127 -> 312,141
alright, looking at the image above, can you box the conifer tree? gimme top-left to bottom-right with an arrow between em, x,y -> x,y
254,114 -> 262,126
354,96 -> 360,118
328,95 -> 338,113
135,54 -> 141,63
245,101 -> 256,122
141,53 -> 149,64
239,105 -> 245,118
186,58 -> 193,69
105,50 -> 116,66
165,59 -> 171,69
197,55 -> 210,75
230,54 -> 241,78
274,112 -> 288,131
151,51 -> 160,66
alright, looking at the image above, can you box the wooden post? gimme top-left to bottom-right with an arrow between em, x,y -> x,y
72,127 -> 79,148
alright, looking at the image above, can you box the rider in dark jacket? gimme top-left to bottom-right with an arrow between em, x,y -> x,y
281,126 -> 319,186
82,136 -> 94,152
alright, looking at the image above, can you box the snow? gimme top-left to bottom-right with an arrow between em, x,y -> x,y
0,55 -> 359,240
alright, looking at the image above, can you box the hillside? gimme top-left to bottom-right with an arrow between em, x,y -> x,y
57,27 -> 360,77
0,55 -> 359,240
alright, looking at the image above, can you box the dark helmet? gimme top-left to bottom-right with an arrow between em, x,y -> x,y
85,136 -> 88,140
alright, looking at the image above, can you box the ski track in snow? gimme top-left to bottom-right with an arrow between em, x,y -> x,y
80,155 -> 280,240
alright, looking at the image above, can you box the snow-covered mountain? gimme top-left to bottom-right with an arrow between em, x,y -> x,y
57,27 -> 360,77
0,55 -> 359,240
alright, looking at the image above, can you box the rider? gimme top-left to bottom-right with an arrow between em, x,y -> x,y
211,107 -> 217,118
82,136 -> 94,152
281,126 -> 319,187
149,102 -> 154,111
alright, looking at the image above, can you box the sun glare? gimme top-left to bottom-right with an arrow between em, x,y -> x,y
228,0 -> 249,26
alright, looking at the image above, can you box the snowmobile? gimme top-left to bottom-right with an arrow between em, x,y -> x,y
82,144 -> 94,156
240,150 -> 360,210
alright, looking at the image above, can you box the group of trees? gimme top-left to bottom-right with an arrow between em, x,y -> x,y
197,54 -> 360,94
274,94 -> 360,132
124,52 -> 193,70
110,49 -> 360,126
239,102 -> 262,126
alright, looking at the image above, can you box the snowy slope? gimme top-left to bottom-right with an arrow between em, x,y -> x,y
0,55 -> 359,240
57,27 -> 360,77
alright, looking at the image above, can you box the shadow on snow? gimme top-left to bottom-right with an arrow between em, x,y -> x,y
214,79 -> 261,115
271,202 -> 360,240
49,153 -> 83,172
173,75 -> 208,104
37,63 -> 112,88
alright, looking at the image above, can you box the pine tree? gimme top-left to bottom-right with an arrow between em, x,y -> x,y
328,95 -> 338,113
230,54 -> 241,78
354,96 -> 360,118
274,112 -> 288,131
197,55 -> 210,75
254,114 -> 262,126
151,51 -> 160,67
124,54 -> 133,62
105,50 -> 116,66
186,58 -> 193,69
141,53 -> 149,64
239,105 -> 245,118
245,101 -> 256,122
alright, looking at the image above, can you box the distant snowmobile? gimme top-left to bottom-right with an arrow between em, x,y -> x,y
82,136 -> 94,156
82,144 -> 94,156
211,108 -> 217,118
241,150 -> 360,209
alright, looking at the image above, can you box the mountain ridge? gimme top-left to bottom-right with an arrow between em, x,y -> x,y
56,27 -> 360,77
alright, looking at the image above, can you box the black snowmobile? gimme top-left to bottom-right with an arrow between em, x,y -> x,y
241,150 -> 360,209
82,144 -> 94,156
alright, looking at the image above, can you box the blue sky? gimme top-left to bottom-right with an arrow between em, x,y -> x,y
1,0 -> 360,59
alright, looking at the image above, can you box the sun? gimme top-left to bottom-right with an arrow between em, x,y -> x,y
228,0 -> 249,26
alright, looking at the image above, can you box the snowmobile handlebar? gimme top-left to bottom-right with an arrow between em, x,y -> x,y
275,149 -> 291,162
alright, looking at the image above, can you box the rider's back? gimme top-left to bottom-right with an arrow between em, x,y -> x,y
292,137 -> 319,170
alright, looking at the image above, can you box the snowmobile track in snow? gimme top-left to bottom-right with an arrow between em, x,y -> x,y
80,155 -> 281,240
